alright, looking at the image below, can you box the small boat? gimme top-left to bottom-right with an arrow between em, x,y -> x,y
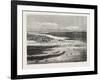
27,51 -> 65,60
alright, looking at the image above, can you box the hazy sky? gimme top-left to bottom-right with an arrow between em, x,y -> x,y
26,12 -> 87,33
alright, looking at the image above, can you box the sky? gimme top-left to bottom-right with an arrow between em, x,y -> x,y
26,12 -> 87,33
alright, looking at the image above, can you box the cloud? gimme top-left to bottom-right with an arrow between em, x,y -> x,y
28,22 -> 86,33
64,26 -> 86,32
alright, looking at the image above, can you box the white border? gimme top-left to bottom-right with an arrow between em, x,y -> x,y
17,5 -> 94,75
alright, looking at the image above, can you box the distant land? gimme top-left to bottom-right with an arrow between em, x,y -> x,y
27,31 -> 87,42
